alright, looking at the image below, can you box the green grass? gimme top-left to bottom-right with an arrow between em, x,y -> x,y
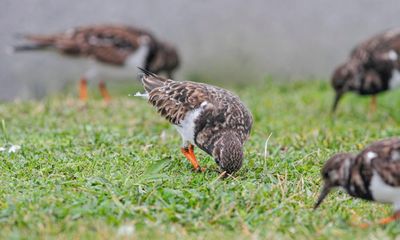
1,79 -> 400,239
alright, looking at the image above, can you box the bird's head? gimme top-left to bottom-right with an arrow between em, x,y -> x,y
331,62 -> 361,112
212,131 -> 244,174
150,41 -> 180,77
314,153 -> 354,209
161,42 -> 179,69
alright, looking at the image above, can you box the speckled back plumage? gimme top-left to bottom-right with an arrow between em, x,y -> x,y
331,28 -> 400,111
337,28 -> 400,95
14,24 -> 180,77
22,25 -> 158,66
356,138 -> 400,183
334,138 -> 400,200
139,70 -> 253,173
143,72 -> 252,141
351,28 -> 400,63
316,138 -> 400,215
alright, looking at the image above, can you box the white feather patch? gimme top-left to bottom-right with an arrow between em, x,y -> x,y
370,171 -> 400,210
174,102 -> 208,146
365,151 -> 377,164
388,50 -> 398,61
366,151 -> 377,160
133,92 -> 149,99
175,108 -> 203,146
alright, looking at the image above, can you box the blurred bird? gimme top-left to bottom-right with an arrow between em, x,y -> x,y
331,28 -> 400,112
11,24 -> 180,102
315,138 -> 400,226
134,68 -> 253,174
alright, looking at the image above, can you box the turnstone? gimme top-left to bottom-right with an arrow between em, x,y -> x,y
315,138 -> 400,225
134,68 -> 253,174
331,28 -> 400,112
12,24 -> 179,102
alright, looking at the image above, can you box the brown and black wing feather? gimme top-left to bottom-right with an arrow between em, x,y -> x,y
141,73 -> 211,125
346,28 -> 400,94
368,138 -> 400,187
355,138 -> 400,187
16,25 -> 157,66
350,28 -> 400,70
139,71 -> 252,128
346,138 -> 400,199
139,70 -> 253,155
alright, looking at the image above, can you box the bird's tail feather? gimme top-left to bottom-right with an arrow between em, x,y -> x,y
12,43 -> 52,52
11,33 -> 56,53
138,67 -> 158,77
21,34 -> 56,45
137,67 -> 168,92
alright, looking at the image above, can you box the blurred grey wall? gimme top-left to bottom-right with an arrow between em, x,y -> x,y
1,0 -> 400,100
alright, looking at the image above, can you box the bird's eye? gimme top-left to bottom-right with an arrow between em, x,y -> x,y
323,172 -> 329,179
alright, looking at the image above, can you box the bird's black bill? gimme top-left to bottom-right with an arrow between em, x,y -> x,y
331,93 -> 342,113
314,184 -> 331,210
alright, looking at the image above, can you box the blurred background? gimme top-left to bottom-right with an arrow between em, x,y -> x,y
1,0 -> 400,100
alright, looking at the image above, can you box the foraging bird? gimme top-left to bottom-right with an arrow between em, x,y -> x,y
12,24 -> 180,102
331,28 -> 400,112
315,138 -> 400,226
134,68 -> 253,174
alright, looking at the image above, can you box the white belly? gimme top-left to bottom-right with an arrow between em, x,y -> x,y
174,107 -> 203,145
389,69 -> 400,89
370,171 -> 400,210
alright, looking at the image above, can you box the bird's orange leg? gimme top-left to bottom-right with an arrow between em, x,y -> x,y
99,81 -> 111,103
358,210 -> 400,228
370,95 -> 377,113
378,211 -> 400,225
180,144 -> 205,172
79,78 -> 88,101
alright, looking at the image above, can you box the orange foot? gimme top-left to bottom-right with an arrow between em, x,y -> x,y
358,211 -> 400,228
99,81 -> 111,103
79,78 -> 88,101
181,144 -> 205,172
378,211 -> 400,225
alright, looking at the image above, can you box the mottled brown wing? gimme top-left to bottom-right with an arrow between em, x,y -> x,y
361,138 -> 400,187
25,25 -> 157,65
367,35 -> 400,72
148,81 -> 212,125
374,160 -> 400,187
351,28 -> 400,68
65,25 -> 154,64
88,46 -> 130,65
350,34 -> 382,63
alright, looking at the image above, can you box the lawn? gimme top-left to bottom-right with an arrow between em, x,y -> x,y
0,78 -> 400,239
